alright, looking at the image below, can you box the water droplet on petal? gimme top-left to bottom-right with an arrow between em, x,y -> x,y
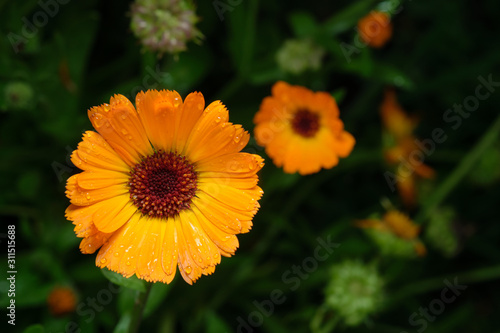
213,253 -> 219,259
185,266 -> 192,274
91,113 -> 105,128
121,129 -> 128,135
100,258 -> 107,264
114,252 -> 119,257
126,261 -> 131,266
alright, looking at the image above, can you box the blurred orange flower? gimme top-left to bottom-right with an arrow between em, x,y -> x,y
358,11 -> 393,48
381,90 -> 435,207
65,90 -> 263,284
47,287 -> 77,316
254,81 -> 355,175
357,210 -> 426,256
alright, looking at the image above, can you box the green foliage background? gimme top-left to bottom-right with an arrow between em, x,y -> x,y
1,0 -> 499,332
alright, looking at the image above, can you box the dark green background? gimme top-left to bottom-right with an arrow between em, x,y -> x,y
1,0 -> 499,332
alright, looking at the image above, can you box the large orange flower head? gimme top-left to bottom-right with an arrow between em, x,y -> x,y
253,81 -> 355,175
357,11 -> 393,48
65,90 -> 264,285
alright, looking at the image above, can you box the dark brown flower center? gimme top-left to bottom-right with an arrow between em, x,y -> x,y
128,150 -> 197,219
291,109 -> 320,138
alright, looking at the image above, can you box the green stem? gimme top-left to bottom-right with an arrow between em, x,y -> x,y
128,283 -> 153,333
240,0 -> 259,78
415,114 -> 500,223
388,264 -> 500,306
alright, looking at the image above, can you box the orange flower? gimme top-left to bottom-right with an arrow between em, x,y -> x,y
47,287 -> 77,316
357,210 -> 426,256
253,81 -> 355,175
380,89 -> 417,139
380,90 -> 434,207
65,90 -> 264,284
357,11 -> 393,48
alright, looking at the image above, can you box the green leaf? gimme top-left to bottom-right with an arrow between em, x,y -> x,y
143,282 -> 173,318
23,324 -> 45,333
289,12 -> 319,38
206,311 -> 231,333
113,310 -> 132,333
322,0 -> 379,35
101,269 -> 146,292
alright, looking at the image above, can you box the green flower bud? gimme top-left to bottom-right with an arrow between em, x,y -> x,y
4,81 -> 34,110
276,39 -> 324,75
130,0 -> 202,56
364,228 -> 420,258
325,260 -> 384,326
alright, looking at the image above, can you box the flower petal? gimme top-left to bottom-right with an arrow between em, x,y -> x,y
135,90 -> 183,152
71,131 -> 129,173
191,205 -> 239,256
66,175 -> 128,206
76,169 -> 129,190
176,92 -> 205,154
88,94 -> 153,166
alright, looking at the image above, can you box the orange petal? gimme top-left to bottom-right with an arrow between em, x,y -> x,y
76,169 -> 129,190
175,92 -> 206,154
135,89 -> 183,152
79,224 -> 112,254
184,101 -> 229,152
175,218 -> 203,284
189,124 -> 250,162
191,205 -> 239,255
92,195 -> 137,233
66,175 -> 128,206
88,94 -> 153,166
197,182 -> 262,214
160,217 -> 179,281
178,210 -> 221,269
71,131 -> 130,173
135,217 -> 161,280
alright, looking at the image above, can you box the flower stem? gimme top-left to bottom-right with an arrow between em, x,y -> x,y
128,283 -> 153,333
415,113 -> 500,224
387,264 -> 500,306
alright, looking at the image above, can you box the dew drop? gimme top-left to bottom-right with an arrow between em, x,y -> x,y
121,129 -> 128,135
92,113 -> 105,128
215,116 -> 221,123
86,193 -> 91,200
213,253 -> 219,259
185,266 -> 192,274
100,258 -> 107,264
249,162 -> 255,170
234,136 -> 240,143
126,261 -> 131,266
114,252 -> 119,257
